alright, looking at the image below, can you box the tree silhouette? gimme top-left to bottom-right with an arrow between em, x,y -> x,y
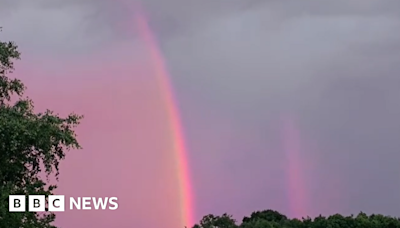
0,28 -> 82,227
193,210 -> 400,228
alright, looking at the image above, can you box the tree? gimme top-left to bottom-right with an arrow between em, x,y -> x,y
0,28 -> 82,227
193,213 -> 238,228
193,210 -> 400,228
242,210 -> 288,224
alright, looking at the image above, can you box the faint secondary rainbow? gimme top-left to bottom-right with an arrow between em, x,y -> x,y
132,7 -> 195,227
281,115 -> 308,219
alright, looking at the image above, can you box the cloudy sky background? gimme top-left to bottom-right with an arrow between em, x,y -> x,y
1,0 -> 400,227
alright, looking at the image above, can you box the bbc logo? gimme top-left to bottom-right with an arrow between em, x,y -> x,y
9,195 -> 65,212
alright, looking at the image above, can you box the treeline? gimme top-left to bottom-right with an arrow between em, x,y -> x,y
192,209 -> 400,228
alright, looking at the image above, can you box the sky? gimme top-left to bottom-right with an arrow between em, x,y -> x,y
1,0 -> 400,227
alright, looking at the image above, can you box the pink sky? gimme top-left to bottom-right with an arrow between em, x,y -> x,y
14,48 -> 186,227
3,0 -> 400,227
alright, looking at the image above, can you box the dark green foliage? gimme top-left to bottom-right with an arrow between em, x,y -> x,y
242,210 -> 288,224
194,214 -> 237,228
0,28 -> 82,227
193,210 -> 400,228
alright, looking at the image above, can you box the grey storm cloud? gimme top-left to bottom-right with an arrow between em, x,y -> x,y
1,0 -> 400,221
